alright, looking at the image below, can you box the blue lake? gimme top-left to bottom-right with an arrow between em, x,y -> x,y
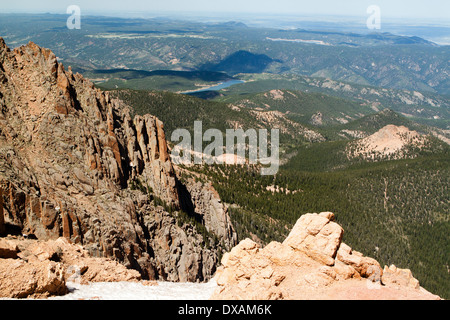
186,79 -> 245,93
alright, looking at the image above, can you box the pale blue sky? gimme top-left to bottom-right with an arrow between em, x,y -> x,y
1,0 -> 449,20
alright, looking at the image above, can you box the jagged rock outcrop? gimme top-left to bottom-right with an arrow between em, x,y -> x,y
211,212 -> 441,300
0,38 -> 236,282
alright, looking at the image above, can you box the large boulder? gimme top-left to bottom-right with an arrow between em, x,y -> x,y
283,212 -> 343,265
336,242 -> 382,281
0,236 -> 142,298
0,259 -> 66,298
0,238 -> 19,259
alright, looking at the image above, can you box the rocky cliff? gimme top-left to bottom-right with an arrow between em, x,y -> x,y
0,38 -> 236,282
212,212 -> 441,300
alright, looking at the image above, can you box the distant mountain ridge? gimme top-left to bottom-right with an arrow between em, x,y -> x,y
1,14 -> 448,94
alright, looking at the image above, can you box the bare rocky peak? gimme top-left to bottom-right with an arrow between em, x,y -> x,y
0,39 -> 236,283
347,124 -> 427,160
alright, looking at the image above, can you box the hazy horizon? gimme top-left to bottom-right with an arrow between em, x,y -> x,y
1,1 -> 449,44
1,0 -> 449,21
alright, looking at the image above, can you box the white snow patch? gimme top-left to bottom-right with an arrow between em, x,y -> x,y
48,280 -> 218,300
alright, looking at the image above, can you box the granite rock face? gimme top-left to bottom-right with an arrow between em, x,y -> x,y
0,38 -> 236,282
